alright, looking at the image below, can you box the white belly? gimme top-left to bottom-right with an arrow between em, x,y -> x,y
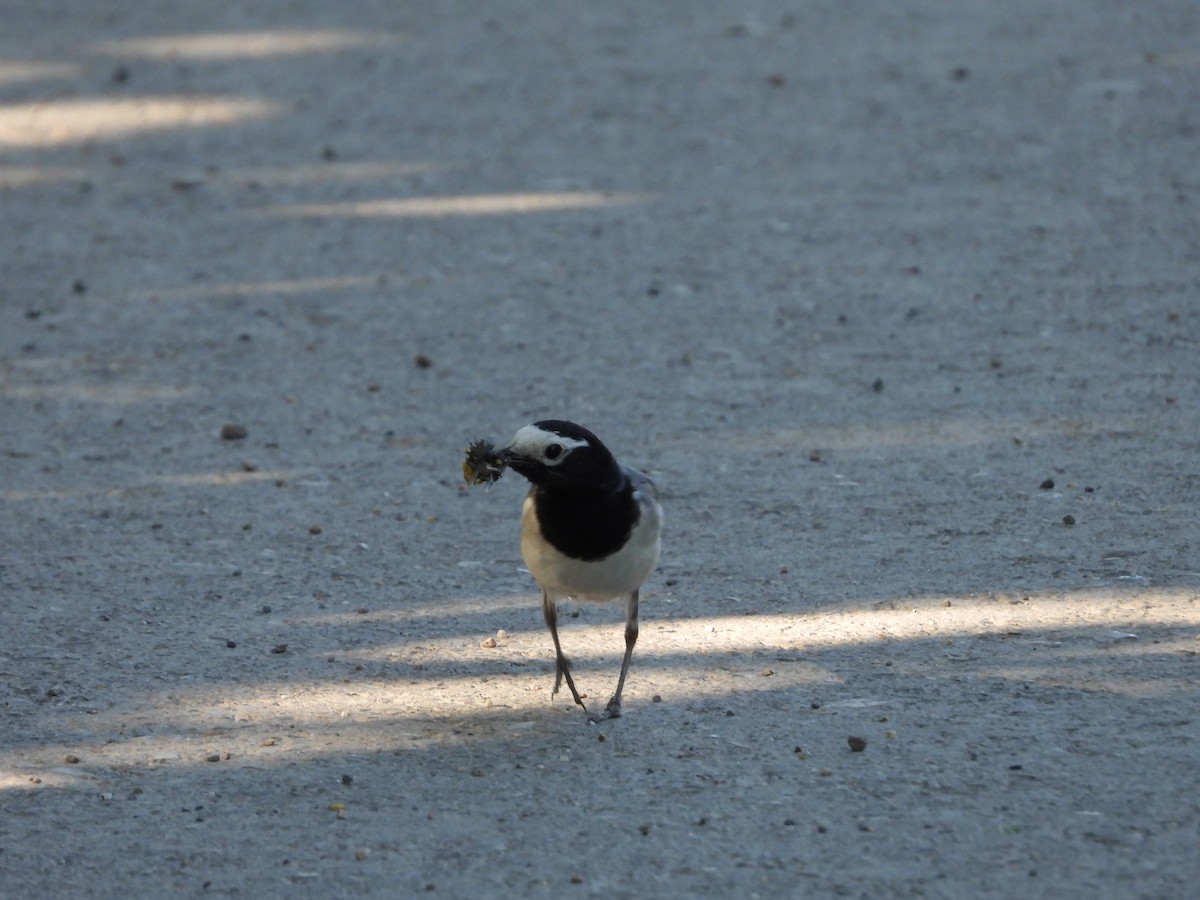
521,493 -> 661,601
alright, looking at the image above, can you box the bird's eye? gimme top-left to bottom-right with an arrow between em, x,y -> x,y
544,443 -> 563,460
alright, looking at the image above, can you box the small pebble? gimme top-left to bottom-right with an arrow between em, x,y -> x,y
308,525 -> 322,535
220,423 -> 248,440
1062,514 -> 1076,526
355,849 -> 370,861
342,774 -> 353,785
1039,478 -> 1055,490
479,637 -> 497,649
848,736 -> 867,752
414,353 -> 433,369
206,753 -> 221,763
64,754 -> 80,764
271,643 -> 288,654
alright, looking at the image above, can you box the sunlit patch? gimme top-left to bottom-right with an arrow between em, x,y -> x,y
0,96 -> 281,147
0,165 -> 87,187
335,591 -> 1200,661
93,29 -> 398,60
2,383 -> 193,404
2,589 -> 1195,784
0,60 -> 83,85
983,665 -> 1190,699
222,161 -> 443,185
151,469 -> 315,488
289,592 -> 538,627
0,767 -> 101,791
1153,51 -> 1200,69
127,273 -> 411,302
732,416 -> 1148,452
1,469 -> 315,502
257,191 -> 650,219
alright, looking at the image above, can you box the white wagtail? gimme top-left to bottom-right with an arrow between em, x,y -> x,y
497,420 -> 662,721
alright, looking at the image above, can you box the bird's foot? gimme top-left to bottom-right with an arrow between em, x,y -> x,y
552,656 -> 589,712
586,696 -> 622,723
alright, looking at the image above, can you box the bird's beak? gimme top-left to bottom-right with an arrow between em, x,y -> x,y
497,444 -> 535,475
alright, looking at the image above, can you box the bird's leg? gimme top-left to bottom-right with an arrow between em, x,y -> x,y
542,589 -> 587,713
597,589 -> 640,721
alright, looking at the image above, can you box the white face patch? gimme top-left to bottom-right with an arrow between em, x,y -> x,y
508,424 -> 590,466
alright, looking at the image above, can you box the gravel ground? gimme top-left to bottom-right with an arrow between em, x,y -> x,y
2,2 -> 1198,897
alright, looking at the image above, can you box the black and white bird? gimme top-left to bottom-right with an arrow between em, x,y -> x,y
498,420 -> 662,721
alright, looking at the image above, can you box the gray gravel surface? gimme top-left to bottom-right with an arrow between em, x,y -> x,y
2,2 -> 1198,897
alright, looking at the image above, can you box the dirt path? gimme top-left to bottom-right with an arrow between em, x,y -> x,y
2,2 -> 1198,897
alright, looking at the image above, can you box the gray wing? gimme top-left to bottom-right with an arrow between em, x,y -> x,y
624,466 -> 662,534
622,465 -> 658,501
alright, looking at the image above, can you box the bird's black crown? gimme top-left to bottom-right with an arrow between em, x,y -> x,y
507,420 -> 620,490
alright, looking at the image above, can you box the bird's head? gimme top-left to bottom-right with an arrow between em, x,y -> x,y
499,420 -> 619,489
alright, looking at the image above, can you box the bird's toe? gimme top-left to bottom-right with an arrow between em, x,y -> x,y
587,698 -> 621,722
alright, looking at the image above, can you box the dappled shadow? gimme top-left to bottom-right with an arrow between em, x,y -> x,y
1,7 -> 1199,898
3,588 -> 1196,778
0,96 -> 282,148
